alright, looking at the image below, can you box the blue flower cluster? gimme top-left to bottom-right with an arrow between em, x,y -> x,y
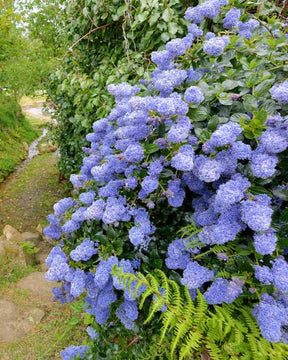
60,345 -> 89,360
253,293 -> 288,343
44,0 -> 288,350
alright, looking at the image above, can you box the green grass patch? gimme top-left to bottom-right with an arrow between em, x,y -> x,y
0,95 -> 40,183
0,261 -> 37,290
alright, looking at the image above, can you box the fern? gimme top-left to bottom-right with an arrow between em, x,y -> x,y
112,266 -> 288,360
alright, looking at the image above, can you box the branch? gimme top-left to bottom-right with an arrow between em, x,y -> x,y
280,0 -> 288,17
64,20 -> 121,56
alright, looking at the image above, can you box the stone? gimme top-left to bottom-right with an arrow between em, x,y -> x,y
21,232 -> 42,247
36,224 -> 43,234
0,239 -> 27,266
17,272 -> 58,301
40,263 -> 49,272
0,242 -> 6,262
38,143 -> 57,154
35,250 -> 50,265
22,141 -> 29,152
0,300 -> 45,342
3,225 -> 22,242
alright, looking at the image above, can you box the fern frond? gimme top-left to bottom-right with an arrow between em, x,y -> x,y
206,342 -> 223,360
146,273 -> 160,293
139,287 -> 154,309
179,330 -> 203,359
145,296 -> 166,324
193,291 -> 208,327
160,309 -> 177,343
168,279 -> 182,310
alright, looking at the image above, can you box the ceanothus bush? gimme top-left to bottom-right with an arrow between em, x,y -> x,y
44,0 -> 288,357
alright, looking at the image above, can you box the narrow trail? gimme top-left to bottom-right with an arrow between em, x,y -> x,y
0,104 -> 61,232
0,105 -> 85,359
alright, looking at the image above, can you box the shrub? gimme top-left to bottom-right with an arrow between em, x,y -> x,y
44,0 -> 288,359
47,0 -> 199,177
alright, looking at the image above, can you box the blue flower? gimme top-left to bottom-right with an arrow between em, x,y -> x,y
254,265 -> 273,285
251,149 -> 278,179
184,86 -> 204,103
60,345 -> 89,360
165,239 -> 190,270
181,261 -> 214,289
254,229 -> 277,255
203,37 -> 227,56
272,257 -> 288,292
223,8 -> 240,29
204,277 -> 243,304
70,239 -> 98,262
241,198 -> 273,232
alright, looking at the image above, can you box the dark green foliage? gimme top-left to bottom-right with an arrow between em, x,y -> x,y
47,0 -> 198,177
112,268 -> 288,360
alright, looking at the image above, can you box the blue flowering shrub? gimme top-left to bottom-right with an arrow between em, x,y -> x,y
44,0 -> 288,358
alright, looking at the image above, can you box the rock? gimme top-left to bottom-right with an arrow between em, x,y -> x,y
36,224 -> 43,234
48,140 -> 57,151
0,239 -> 27,266
38,143 -> 57,154
0,300 -> 21,342
21,231 -> 42,246
35,250 -> 50,265
40,263 -> 49,272
22,141 -> 29,152
17,272 -> 58,301
0,300 -> 45,342
0,241 -> 6,262
3,225 -> 22,242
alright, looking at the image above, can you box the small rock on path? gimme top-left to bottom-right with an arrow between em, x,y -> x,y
17,272 -> 58,301
0,300 -> 44,343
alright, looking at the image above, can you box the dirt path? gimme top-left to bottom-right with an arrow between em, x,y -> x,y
0,104 -> 62,232
0,151 -> 63,233
0,107 -> 87,359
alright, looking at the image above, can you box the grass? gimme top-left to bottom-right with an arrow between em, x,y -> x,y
0,95 -> 40,183
19,94 -> 47,107
0,152 -> 65,233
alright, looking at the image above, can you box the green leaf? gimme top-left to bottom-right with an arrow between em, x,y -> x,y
145,143 -> 160,154
190,107 -> 208,122
221,80 -> 239,90
168,22 -> 180,35
242,94 -> 257,111
162,8 -> 173,22
249,186 -> 271,196
160,32 -> 170,42
255,109 -> 268,122
254,79 -> 275,97
208,115 -> 219,131
272,189 -> 288,201
230,113 -> 251,123
280,209 -> 288,223
198,129 -> 211,143
149,12 -> 160,26
218,93 -> 233,106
